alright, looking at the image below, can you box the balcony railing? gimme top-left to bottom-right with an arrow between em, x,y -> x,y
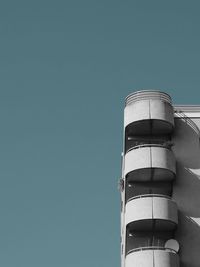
126,194 -> 173,203
126,143 -> 172,153
127,246 -> 177,255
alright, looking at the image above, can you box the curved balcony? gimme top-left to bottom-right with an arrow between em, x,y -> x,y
125,195 -> 178,232
125,247 -> 179,267
124,90 -> 174,135
124,144 -> 176,182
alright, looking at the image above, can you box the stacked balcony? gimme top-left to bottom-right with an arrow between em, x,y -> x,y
124,144 -> 176,182
125,195 -> 178,232
124,90 -> 174,135
122,90 -> 179,267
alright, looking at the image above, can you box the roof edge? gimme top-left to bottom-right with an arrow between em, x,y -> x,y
174,105 -> 200,112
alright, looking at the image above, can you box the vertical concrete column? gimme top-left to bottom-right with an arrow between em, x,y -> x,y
121,90 -> 179,267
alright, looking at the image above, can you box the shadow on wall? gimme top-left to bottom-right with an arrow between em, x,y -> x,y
175,212 -> 200,267
172,117 -> 200,266
173,163 -> 200,218
172,118 -> 200,168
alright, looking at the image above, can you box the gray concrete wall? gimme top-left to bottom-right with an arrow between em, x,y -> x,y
172,116 -> 200,267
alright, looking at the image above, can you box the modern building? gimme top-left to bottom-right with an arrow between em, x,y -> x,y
120,90 -> 200,267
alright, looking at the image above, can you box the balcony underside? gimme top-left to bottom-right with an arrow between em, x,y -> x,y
127,219 -> 177,232
126,167 -> 175,182
126,119 -> 174,136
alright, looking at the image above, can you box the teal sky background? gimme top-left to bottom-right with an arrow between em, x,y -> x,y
0,1 -> 200,266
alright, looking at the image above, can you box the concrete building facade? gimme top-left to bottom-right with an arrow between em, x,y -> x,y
120,90 -> 200,267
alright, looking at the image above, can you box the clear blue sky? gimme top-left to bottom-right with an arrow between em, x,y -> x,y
0,1 -> 200,266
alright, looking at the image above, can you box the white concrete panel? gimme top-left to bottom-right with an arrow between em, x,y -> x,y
125,250 -> 153,267
124,100 -> 150,128
124,146 -> 176,181
124,147 -> 151,176
125,197 -> 152,226
154,250 -> 179,267
125,196 -> 178,228
150,100 -> 174,125
153,197 -> 178,224
151,147 -> 176,174
125,249 -> 179,267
